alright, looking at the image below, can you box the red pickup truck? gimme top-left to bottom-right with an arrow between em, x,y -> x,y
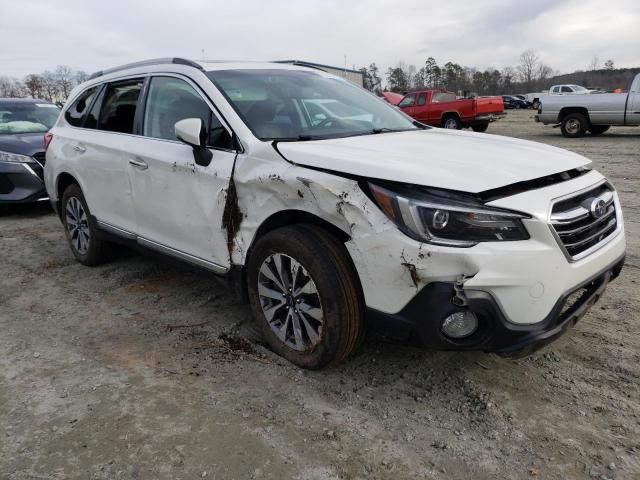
384,90 -> 504,132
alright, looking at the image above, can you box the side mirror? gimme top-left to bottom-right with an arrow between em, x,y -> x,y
175,118 -> 206,148
175,118 -> 212,167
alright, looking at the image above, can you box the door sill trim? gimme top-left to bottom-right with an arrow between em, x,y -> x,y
96,220 -> 229,274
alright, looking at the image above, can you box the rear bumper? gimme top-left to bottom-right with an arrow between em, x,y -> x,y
367,255 -> 625,355
0,161 -> 47,204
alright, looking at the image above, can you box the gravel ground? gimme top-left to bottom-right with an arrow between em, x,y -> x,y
1,110 -> 639,479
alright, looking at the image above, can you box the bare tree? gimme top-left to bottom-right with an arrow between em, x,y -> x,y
537,64 -> 554,88
517,49 -> 539,92
24,74 -> 45,99
604,59 -> 615,70
54,65 -> 75,100
0,77 -> 25,97
588,55 -> 600,71
41,71 -> 59,101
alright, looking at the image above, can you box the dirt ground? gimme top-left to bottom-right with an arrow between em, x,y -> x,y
1,110 -> 639,480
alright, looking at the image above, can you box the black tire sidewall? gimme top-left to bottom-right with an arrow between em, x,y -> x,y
561,113 -> 587,138
61,184 -> 105,266
247,226 -> 360,369
443,116 -> 462,129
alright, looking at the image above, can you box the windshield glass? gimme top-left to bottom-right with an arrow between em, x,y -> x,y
569,85 -> 588,92
0,102 -> 60,134
207,69 -> 417,140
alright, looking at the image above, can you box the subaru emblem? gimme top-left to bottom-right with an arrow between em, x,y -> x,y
590,198 -> 607,218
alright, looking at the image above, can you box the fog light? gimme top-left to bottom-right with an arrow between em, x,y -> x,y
442,311 -> 478,339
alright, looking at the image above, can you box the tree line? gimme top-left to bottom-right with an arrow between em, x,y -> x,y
359,49 -> 620,95
0,66 -> 88,102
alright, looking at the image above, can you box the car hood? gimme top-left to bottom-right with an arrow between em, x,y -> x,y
0,133 -> 46,157
277,128 -> 591,193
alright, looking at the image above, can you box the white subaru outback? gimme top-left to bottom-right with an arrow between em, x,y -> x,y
44,58 -> 626,369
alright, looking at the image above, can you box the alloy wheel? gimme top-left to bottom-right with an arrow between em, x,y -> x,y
257,253 -> 324,351
65,197 -> 90,254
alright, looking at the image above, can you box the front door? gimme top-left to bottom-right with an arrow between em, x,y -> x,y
128,75 -> 238,271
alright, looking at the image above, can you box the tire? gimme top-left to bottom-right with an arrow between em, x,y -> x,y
589,125 -> 610,135
61,183 -> 109,266
442,115 -> 463,130
247,224 -> 364,369
471,122 -> 489,133
532,100 -> 541,110
560,112 -> 588,138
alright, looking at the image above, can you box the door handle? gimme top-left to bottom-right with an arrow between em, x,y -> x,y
73,144 -> 86,153
129,158 -> 148,170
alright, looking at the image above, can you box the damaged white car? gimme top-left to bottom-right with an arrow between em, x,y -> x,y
45,59 -> 626,368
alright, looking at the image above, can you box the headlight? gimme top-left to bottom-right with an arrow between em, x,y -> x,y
0,150 -> 34,164
368,182 -> 529,247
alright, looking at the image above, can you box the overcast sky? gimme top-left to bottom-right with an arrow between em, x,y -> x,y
2,0 -> 639,78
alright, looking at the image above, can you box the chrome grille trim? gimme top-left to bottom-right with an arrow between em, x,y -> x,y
548,180 -> 622,262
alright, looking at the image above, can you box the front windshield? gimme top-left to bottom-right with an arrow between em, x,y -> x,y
570,85 -> 588,92
0,102 -> 60,134
207,69 -> 417,140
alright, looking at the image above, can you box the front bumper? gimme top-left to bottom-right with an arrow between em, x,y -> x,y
0,161 -> 47,204
368,255 -> 625,354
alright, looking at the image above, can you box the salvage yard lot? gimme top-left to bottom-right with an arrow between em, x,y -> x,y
1,110 -> 639,480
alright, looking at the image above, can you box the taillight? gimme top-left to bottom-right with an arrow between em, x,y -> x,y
44,132 -> 53,151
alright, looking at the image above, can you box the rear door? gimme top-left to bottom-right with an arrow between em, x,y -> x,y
64,79 -> 142,233
127,75 -> 237,271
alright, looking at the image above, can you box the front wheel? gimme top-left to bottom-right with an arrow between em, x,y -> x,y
589,125 -> 610,135
471,122 -> 489,132
61,183 -> 109,266
247,225 -> 364,369
560,113 -> 588,138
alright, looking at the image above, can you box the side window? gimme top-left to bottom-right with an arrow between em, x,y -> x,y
398,94 -> 416,108
417,92 -> 427,106
143,76 -> 232,149
552,86 -> 560,93
98,79 -> 143,134
84,86 -> 105,129
561,86 -> 573,93
64,87 -> 98,127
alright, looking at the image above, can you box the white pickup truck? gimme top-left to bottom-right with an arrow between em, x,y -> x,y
535,73 -> 640,137
527,85 -> 600,109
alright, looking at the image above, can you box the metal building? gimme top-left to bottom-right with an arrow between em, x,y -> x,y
274,60 -> 364,87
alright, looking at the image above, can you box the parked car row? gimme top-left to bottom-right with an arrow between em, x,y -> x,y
1,59 -> 627,369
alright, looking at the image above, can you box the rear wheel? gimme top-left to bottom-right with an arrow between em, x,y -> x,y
247,225 -> 364,369
442,115 -> 462,130
560,112 -> 588,138
588,125 -> 610,135
61,183 -> 109,266
471,122 -> 489,132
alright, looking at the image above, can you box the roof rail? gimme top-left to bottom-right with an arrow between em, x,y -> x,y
88,57 -> 203,80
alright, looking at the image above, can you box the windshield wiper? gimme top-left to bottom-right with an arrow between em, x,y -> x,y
271,134 -> 329,142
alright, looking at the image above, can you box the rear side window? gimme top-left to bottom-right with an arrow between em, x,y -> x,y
98,79 -> 143,134
143,76 -> 232,149
65,87 -> 98,127
417,92 -> 427,106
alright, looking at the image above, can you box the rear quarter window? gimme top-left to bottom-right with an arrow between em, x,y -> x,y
65,87 -> 99,127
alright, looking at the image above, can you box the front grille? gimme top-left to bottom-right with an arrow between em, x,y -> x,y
32,151 -> 46,167
550,183 -> 619,259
